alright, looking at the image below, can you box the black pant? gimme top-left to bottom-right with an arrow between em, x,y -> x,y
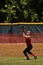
23,45 -> 33,54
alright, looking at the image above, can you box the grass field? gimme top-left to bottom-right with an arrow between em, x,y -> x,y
0,56 -> 43,65
0,43 -> 43,65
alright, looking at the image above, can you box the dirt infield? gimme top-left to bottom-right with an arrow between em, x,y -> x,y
0,43 -> 43,57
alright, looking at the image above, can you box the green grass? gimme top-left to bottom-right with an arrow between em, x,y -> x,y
0,56 -> 43,65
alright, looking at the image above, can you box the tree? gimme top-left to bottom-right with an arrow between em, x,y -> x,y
0,0 -> 43,23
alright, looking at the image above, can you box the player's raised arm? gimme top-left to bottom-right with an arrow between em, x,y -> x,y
23,32 -> 30,38
20,25 -> 26,36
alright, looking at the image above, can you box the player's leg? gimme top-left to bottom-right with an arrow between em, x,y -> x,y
23,47 -> 30,60
28,45 -> 37,60
29,52 -> 37,60
28,45 -> 35,56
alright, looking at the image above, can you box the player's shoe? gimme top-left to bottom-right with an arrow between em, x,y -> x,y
34,55 -> 37,60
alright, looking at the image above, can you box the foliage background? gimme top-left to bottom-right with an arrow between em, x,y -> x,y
0,0 -> 43,23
